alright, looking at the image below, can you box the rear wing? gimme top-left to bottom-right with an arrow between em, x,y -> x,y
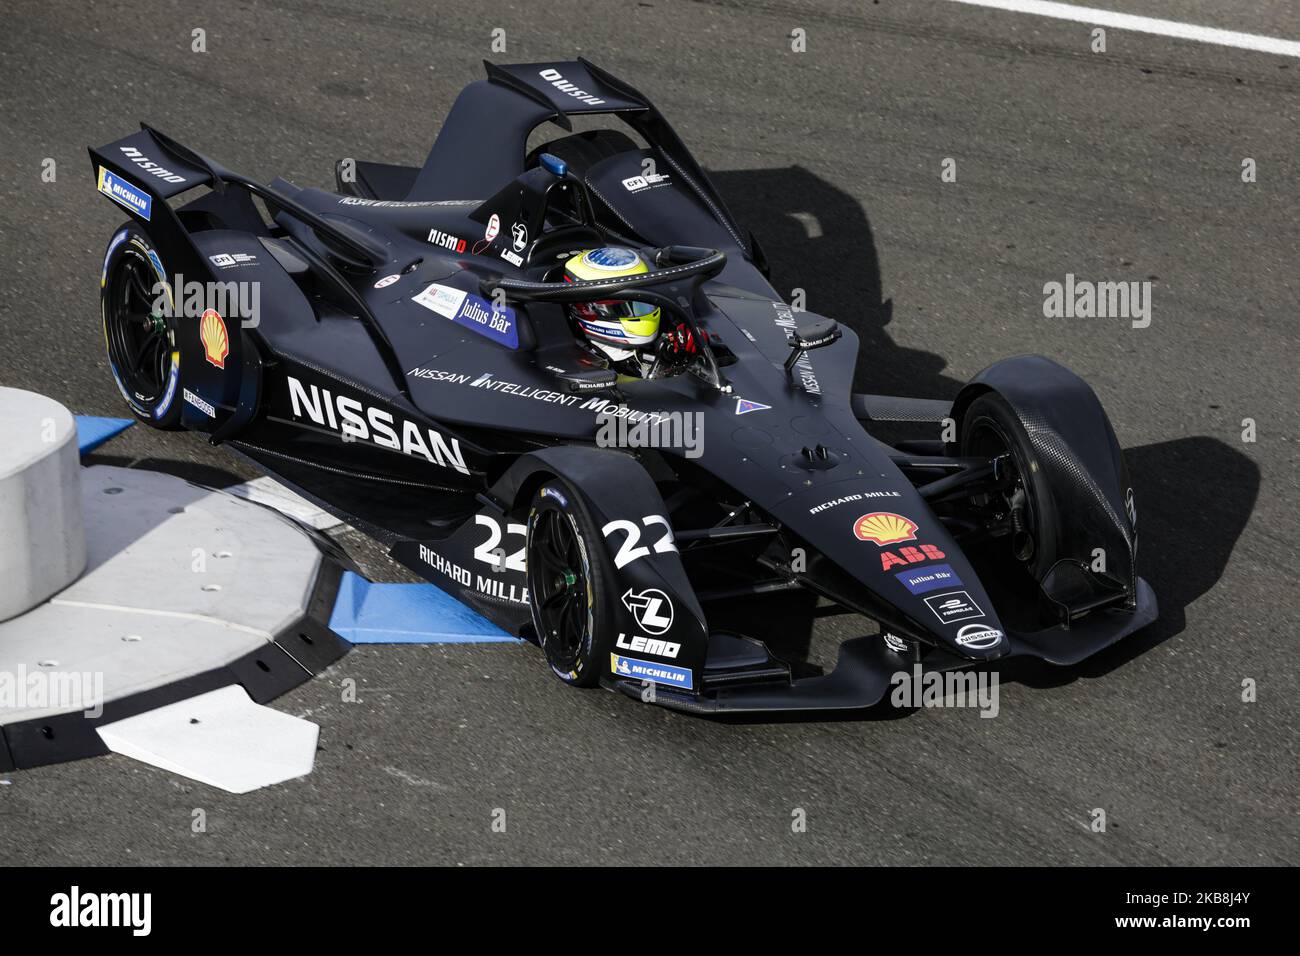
89,126 -> 413,409
92,128 -> 210,212
407,58 -> 752,258
89,125 -> 389,270
89,128 -> 220,316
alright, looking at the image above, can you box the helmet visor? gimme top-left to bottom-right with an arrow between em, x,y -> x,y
587,299 -> 657,321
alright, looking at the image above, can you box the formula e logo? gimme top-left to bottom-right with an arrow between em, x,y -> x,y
955,623 -> 1003,650
511,221 -> 528,251
923,590 -> 983,625
621,587 -> 674,635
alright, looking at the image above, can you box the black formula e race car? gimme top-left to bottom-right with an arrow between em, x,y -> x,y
90,59 -> 1156,713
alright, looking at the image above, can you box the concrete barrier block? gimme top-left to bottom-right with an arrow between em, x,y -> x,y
0,388 -> 87,622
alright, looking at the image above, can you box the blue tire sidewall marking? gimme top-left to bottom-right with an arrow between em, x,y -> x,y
103,233 -> 179,419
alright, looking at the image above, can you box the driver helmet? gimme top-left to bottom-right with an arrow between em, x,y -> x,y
563,247 -> 661,350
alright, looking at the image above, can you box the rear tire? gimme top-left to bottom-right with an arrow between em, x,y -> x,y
959,392 -> 1059,580
100,226 -> 183,429
525,481 -> 619,687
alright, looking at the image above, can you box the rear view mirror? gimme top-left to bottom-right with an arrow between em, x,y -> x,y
555,368 -> 618,394
784,318 -> 841,374
792,319 -> 841,351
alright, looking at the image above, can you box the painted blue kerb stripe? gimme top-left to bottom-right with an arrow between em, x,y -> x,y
329,571 -> 521,644
76,415 -> 134,454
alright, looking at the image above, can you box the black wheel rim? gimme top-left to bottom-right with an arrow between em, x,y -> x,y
106,249 -> 170,404
529,507 -> 591,670
966,415 -> 1040,560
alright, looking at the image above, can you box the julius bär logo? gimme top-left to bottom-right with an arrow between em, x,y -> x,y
854,512 -> 917,545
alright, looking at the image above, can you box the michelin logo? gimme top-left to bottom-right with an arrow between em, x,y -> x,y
97,167 -> 151,220
610,653 -> 693,689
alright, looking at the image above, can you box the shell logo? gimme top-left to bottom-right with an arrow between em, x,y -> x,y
200,309 -> 229,369
854,512 -> 917,545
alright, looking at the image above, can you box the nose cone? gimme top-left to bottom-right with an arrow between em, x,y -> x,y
948,621 -> 1011,661
771,480 -> 1010,662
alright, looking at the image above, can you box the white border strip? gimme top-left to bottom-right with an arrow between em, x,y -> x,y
942,0 -> 1300,58
49,598 -> 273,640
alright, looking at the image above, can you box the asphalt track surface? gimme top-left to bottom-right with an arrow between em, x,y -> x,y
1,0 -> 1297,866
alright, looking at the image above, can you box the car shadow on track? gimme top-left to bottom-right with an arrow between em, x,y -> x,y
698,170 -> 1258,720
711,165 -> 963,401
1007,435 -> 1259,688
83,452 -> 249,490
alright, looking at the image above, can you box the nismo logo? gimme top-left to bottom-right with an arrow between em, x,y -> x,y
287,376 -> 468,475
118,146 -> 187,184
537,68 -> 605,106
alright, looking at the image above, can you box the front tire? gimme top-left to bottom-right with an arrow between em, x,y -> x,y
100,226 -> 182,429
525,481 -> 618,687
960,392 -> 1060,580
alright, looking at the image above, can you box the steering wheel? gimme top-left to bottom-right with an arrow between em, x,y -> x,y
481,246 -> 729,389
481,246 -> 725,300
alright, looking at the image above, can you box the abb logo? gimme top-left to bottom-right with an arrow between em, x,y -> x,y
880,544 -> 946,571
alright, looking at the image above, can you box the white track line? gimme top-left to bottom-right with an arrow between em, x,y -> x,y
48,598 -> 274,640
942,0 -> 1300,58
